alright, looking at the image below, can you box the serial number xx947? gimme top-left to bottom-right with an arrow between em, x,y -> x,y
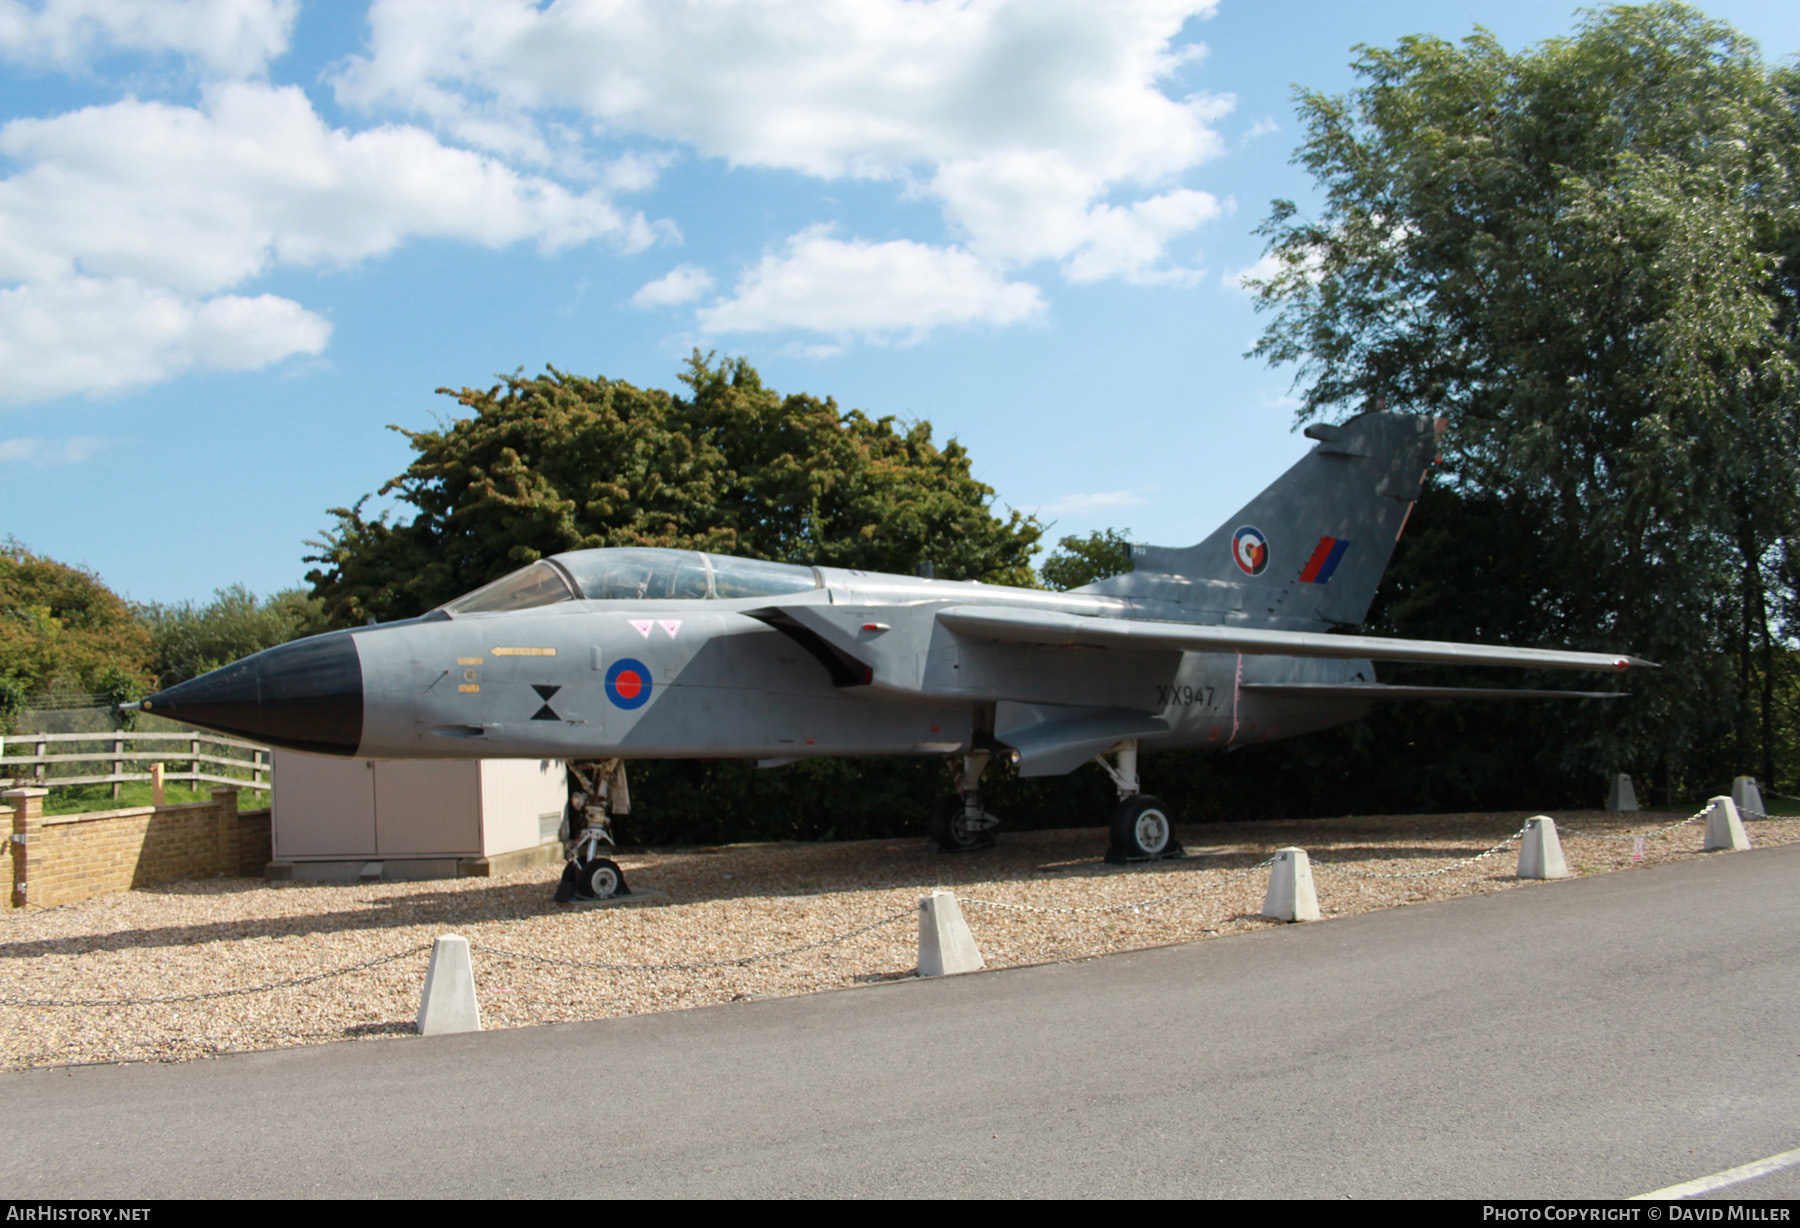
1157,683 -> 1217,708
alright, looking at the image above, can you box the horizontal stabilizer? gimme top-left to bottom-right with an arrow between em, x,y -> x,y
937,606 -> 1656,673
1241,683 -> 1627,701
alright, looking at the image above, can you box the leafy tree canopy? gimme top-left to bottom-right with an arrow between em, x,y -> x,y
0,539 -> 152,721
308,353 -> 1042,624
141,586 -> 329,689
1040,528 -> 1135,592
1248,2 -> 1800,793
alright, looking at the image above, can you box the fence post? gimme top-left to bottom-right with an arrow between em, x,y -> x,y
190,737 -> 200,787
111,735 -> 123,800
5,787 -> 46,908
34,739 -> 45,785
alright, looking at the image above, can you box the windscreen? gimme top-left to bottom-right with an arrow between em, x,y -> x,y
442,560 -> 576,614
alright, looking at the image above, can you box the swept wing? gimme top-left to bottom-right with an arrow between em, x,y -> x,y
934,606 -> 1655,673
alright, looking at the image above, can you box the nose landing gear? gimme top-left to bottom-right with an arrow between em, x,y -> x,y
928,748 -> 1001,852
555,759 -> 634,902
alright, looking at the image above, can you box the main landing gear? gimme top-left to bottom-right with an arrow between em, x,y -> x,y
554,759 -> 633,902
1098,740 -> 1184,864
925,736 -> 1183,864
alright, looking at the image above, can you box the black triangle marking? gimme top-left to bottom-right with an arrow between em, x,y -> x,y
532,684 -> 562,700
531,705 -> 560,722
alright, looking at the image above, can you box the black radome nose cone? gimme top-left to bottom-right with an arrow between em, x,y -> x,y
142,632 -> 363,756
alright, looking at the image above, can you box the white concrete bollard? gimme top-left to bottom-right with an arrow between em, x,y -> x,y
1517,816 -> 1570,880
1702,796 -> 1751,852
1261,848 -> 1320,923
1606,773 -> 1639,813
917,890 -> 984,977
1731,776 -> 1765,819
417,934 -> 482,1035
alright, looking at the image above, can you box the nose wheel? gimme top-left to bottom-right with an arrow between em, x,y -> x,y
929,795 -> 998,852
927,745 -> 1001,853
555,855 -> 631,902
556,760 -> 635,902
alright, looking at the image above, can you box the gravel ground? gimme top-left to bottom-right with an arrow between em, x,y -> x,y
2,806 -> 1794,1071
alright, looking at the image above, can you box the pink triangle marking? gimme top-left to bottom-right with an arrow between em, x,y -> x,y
629,620 -> 652,639
660,620 -> 682,638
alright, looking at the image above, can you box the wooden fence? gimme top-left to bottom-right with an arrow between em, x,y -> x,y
0,731 -> 270,799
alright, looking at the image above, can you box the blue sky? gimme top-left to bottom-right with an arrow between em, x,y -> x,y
4,0 -> 1797,606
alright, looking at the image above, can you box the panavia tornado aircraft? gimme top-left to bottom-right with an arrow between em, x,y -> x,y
139,411 -> 1651,893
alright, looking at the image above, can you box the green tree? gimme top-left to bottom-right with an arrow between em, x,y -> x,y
0,539 -> 153,727
1039,528 -> 1135,592
307,353 -> 1041,624
141,586 -> 329,688
1248,3 -> 1800,798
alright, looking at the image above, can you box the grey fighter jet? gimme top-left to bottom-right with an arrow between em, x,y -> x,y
139,411 -> 1651,884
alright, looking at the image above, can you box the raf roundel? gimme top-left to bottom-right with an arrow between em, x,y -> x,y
1231,525 -> 1270,576
604,658 -> 653,710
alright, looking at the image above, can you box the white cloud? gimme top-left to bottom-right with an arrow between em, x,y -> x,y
631,264 -> 713,309
337,0 -> 1232,286
697,227 -> 1045,343
1030,490 -> 1150,518
0,277 -> 330,404
0,83 -> 664,293
1060,188 -> 1221,285
0,433 -> 112,464
0,0 -> 297,78
1241,116 -> 1280,144
1222,250 -> 1283,295
0,82 -> 672,403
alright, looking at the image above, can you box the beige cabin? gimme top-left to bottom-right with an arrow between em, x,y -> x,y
270,751 -> 566,880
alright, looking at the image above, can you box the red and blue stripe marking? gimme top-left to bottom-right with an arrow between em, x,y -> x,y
1298,536 -> 1351,584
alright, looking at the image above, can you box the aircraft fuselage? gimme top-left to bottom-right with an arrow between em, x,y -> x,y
146,563 -> 1374,769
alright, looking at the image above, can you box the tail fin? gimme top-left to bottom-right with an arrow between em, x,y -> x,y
1083,411 -> 1441,630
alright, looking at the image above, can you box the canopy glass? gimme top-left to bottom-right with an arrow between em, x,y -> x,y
442,548 -> 819,614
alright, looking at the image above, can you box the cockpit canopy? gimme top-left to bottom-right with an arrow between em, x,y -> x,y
441,548 -> 820,615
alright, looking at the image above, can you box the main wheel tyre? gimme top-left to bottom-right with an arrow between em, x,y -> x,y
928,796 -> 993,853
577,857 -> 629,900
1108,795 -> 1181,861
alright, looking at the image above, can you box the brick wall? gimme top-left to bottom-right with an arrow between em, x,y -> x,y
6,788 -> 271,909
238,808 -> 271,877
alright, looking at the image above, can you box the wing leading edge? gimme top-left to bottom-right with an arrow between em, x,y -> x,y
1241,683 -> 1626,701
935,606 -> 1656,673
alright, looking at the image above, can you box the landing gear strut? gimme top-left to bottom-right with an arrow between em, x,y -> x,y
1098,740 -> 1183,863
928,747 -> 1001,853
555,759 -> 633,902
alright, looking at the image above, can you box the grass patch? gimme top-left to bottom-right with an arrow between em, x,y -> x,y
39,779 -> 270,816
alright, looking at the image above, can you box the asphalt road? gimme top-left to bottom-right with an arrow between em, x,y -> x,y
3,844 -> 1796,1199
